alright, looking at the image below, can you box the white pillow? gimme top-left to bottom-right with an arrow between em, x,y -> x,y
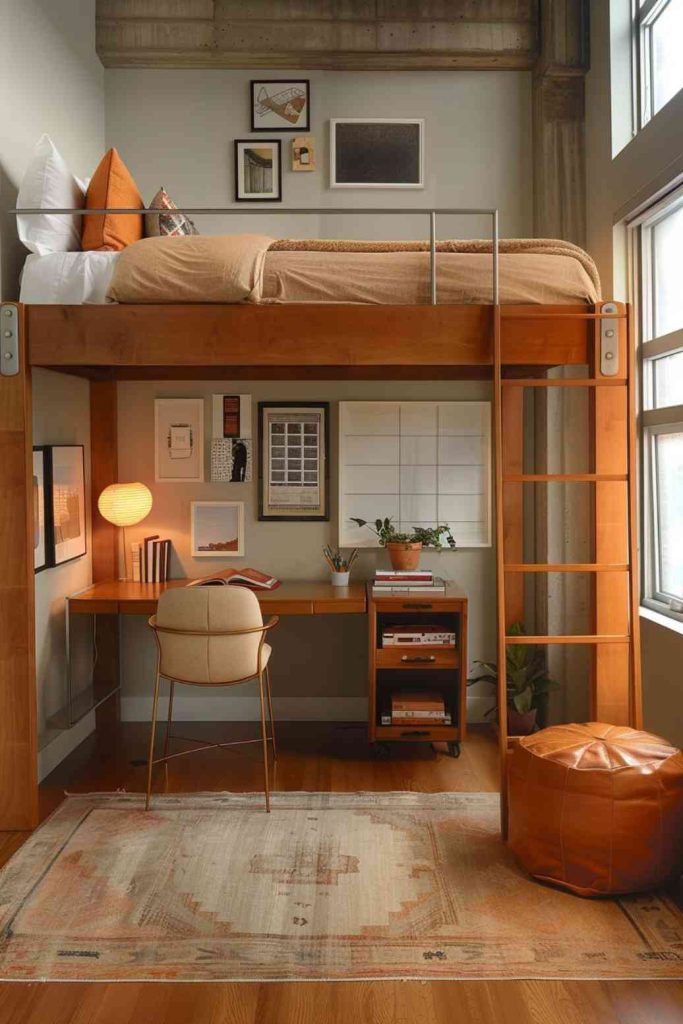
16,135 -> 85,255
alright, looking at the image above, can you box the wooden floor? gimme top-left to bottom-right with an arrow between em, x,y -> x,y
0,722 -> 681,1024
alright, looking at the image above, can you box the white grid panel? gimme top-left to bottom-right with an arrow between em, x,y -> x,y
339,401 -> 492,548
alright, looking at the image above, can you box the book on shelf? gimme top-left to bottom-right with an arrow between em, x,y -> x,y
372,577 -> 445,594
391,690 -> 445,714
131,542 -> 141,582
188,567 -> 281,591
375,571 -> 433,582
140,536 -> 172,583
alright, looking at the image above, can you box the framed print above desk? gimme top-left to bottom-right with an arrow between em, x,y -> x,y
258,402 -> 329,521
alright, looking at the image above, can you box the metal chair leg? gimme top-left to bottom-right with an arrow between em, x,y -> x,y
163,681 -> 175,789
265,665 -> 277,761
145,666 -> 162,811
258,672 -> 271,813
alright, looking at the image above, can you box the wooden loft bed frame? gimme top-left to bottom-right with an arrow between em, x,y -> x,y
0,296 -> 641,837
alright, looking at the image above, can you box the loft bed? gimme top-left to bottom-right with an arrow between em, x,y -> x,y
0,206 -> 641,837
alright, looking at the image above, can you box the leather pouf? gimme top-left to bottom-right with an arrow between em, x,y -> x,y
508,722 -> 683,897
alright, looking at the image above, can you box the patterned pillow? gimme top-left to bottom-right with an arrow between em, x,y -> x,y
145,187 -> 199,238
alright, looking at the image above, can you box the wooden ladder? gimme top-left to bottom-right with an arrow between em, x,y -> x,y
492,304 -> 643,834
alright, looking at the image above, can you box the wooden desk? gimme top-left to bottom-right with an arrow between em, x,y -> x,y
67,579 -> 367,617
63,580 -> 367,729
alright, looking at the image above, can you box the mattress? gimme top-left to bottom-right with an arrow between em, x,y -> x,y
20,237 -> 601,306
20,251 -> 118,304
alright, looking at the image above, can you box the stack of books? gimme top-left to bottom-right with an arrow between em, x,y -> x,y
133,536 -> 172,583
383,690 -> 451,726
371,569 -> 445,595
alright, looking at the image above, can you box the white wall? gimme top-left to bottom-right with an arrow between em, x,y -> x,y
585,0 -> 683,746
117,380 -> 496,724
105,68 -> 532,242
0,0 -> 104,776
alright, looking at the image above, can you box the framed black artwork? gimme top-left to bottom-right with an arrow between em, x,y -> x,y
258,402 -> 330,521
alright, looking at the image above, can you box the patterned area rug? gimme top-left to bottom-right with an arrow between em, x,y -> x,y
1,792 -> 682,982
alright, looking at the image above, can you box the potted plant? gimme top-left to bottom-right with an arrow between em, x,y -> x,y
350,517 -> 455,571
469,622 -> 559,735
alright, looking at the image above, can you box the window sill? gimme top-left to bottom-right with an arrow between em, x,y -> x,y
640,605 -> 683,637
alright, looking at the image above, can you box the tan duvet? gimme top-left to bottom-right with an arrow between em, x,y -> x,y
107,235 -> 600,305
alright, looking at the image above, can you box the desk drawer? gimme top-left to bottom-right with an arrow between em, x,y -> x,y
373,598 -> 462,613
376,647 -> 457,669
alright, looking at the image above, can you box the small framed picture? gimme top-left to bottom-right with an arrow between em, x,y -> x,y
234,140 -> 282,202
47,445 -> 87,567
32,447 -> 49,572
155,398 -> 205,483
211,438 -> 253,483
330,118 -> 424,189
191,501 -> 245,558
212,394 -> 252,439
292,136 -> 315,172
251,80 -> 310,132
258,402 -> 329,521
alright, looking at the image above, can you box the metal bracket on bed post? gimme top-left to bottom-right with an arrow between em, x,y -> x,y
599,301 -> 619,376
0,303 -> 20,377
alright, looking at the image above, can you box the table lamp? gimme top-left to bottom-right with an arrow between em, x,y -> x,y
97,482 -> 153,580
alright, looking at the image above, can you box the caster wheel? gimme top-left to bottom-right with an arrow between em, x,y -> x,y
447,742 -> 461,759
373,742 -> 392,759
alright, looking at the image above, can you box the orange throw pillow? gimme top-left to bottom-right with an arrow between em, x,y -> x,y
82,148 -> 144,251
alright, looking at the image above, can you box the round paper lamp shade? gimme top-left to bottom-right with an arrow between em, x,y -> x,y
98,482 -> 153,527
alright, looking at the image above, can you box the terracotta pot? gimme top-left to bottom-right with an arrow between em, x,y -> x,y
386,541 -> 422,571
507,707 -> 537,736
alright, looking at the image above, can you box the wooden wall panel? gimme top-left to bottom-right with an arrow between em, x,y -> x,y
90,381 -> 119,583
0,305 -> 38,830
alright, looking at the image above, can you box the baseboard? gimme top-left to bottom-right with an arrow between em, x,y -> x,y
121,694 -> 491,723
38,711 -> 96,782
121,696 -> 369,722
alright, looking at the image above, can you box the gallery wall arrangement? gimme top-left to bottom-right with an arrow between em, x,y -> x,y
232,80 -> 425,199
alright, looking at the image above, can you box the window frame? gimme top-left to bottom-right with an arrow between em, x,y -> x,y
629,183 -> 683,623
634,0 -> 682,128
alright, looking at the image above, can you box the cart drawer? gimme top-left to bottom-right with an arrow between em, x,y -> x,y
375,724 -> 459,742
376,647 -> 457,669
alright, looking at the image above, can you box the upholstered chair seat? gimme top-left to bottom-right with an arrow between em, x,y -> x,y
146,586 -> 278,811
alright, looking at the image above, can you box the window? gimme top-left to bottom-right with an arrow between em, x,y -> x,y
635,0 -> 683,127
631,186 -> 683,621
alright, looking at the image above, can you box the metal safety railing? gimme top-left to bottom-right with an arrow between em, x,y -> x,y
11,205 -> 500,307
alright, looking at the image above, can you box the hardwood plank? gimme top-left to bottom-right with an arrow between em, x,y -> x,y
0,304 -> 38,830
26,304 -> 593,373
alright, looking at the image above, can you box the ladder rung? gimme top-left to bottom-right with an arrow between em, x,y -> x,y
501,378 -> 625,388
506,634 -> 631,645
503,473 -> 627,483
504,563 -> 629,573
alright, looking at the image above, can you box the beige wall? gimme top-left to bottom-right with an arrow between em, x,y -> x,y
0,1 -> 104,777
104,67 -> 533,241
585,0 -> 683,746
117,380 -> 495,722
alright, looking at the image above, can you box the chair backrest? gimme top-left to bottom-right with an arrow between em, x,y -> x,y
152,586 -> 265,685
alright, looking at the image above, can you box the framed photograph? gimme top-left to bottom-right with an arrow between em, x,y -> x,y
330,118 -> 424,189
47,445 -> 87,567
258,402 -> 329,521
211,438 -> 253,483
32,447 -> 48,572
292,136 -> 315,172
212,394 -> 252,439
155,398 -> 204,483
251,79 -> 310,132
234,140 -> 282,202
191,501 -> 245,558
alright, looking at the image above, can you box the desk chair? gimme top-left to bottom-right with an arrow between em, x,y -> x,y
146,587 -> 278,811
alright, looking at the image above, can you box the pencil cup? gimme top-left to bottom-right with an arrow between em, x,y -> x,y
330,571 -> 350,587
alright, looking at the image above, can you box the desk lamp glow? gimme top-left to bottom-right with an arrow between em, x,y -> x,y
97,482 -> 153,580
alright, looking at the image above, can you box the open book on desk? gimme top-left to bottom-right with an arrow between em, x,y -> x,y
187,567 -> 281,591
